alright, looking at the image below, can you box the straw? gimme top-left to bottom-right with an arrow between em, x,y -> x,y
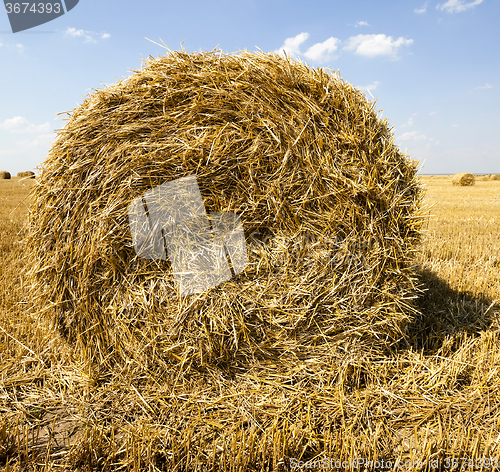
25,50 -> 425,379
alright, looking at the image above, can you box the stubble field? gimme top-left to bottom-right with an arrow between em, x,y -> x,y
0,174 -> 499,470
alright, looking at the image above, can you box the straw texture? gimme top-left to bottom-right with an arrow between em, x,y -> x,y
0,171 -> 11,179
26,50 -> 424,374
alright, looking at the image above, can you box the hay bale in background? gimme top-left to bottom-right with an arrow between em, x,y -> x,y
481,175 -> 491,181
490,174 -> 500,181
452,172 -> 475,186
0,171 -> 11,179
17,171 -> 35,179
26,51 -> 424,374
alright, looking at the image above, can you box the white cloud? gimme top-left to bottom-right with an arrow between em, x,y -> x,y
356,81 -> 380,94
344,34 -> 413,59
274,32 -> 309,58
436,0 -> 483,13
397,130 -> 430,142
414,2 -> 428,13
429,111 -> 438,116
275,32 -> 413,63
303,37 -> 340,63
0,132 -> 55,173
0,122 -> 56,173
24,133 -> 54,149
355,21 -> 369,27
65,27 -> 85,37
452,124 -> 459,127
0,116 -> 51,134
476,83 -> 493,89
401,117 -> 414,128
0,42 -> 24,53
65,27 -> 111,43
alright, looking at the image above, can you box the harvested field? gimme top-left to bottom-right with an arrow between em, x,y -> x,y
2,174 -> 499,469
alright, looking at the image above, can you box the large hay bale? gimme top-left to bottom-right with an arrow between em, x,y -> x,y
17,171 -> 35,179
26,51 -> 424,372
0,171 -> 11,179
490,174 -> 500,181
452,172 -> 475,186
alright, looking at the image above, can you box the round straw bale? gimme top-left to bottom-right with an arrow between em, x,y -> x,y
490,174 -> 500,181
481,174 -> 491,181
17,171 -> 35,178
26,51 -> 425,371
0,171 -> 11,179
452,172 -> 475,186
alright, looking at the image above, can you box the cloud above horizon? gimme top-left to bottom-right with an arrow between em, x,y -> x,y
356,81 -> 381,97
0,116 -> 51,134
303,37 -> 340,62
397,130 -> 439,146
344,34 -> 413,59
0,117 -> 55,172
275,32 -> 413,62
0,41 -> 25,53
274,32 -> 309,58
400,117 -> 414,129
436,0 -> 483,13
274,33 -> 340,63
65,27 -> 111,43
414,2 -> 428,14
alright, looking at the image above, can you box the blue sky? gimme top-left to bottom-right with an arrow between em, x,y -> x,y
0,0 -> 498,175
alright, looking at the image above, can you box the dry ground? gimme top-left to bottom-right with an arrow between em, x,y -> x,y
1,175 -> 499,471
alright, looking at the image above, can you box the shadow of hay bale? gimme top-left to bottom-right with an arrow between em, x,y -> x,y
399,267 -> 496,355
